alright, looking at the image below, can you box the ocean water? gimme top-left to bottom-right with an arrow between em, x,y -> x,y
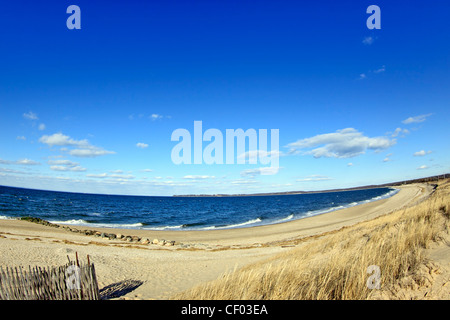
0,185 -> 398,231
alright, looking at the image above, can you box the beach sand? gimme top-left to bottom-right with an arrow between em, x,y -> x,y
0,183 -> 438,299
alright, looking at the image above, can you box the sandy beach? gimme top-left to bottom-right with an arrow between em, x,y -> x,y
0,183 -> 440,299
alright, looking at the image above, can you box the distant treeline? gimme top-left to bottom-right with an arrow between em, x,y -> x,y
378,173 -> 450,187
173,173 -> 450,197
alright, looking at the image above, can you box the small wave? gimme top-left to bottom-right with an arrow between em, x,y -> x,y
49,219 -> 90,225
144,224 -> 187,231
143,217 -> 265,231
305,205 -> 344,217
275,213 -> 294,223
368,188 -> 399,202
87,212 -> 103,217
0,215 -> 15,220
203,217 -> 263,230
48,219 -> 145,229
303,188 -> 399,218
101,222 -> 144,229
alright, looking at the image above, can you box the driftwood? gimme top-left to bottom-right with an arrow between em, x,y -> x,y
0,254 -> 99,300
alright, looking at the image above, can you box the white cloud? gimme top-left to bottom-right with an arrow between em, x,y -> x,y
0,158 -> 40,165
109,174 -> 134,179
69,147 -> 115,158
71,166 -> 87,172
87,173 -> 134,179
390,127 -> 410,138
183,175 -> 216,179
238,150 -> 281,162
286,128 -> 395,159
230,179 -> 258,185
50,165 -> 69,171
16,159 -> 41,165
359,65 -> 387,80
150,114 -> 163,120
16,136 -> 26,140
136,142 -> 149,149
39,133 -> 115,158
0,168 -> 29,175
417,165 -> 428,170
48,159 -> 79,166
50,165 -> 86,172
413,150 -> 432,157
347,162 -> 354,167
374,65 -> 386,73
48,159 -> 86,172
240,166 -> 280,176
141,169 -> 153,172
402,113 -> 433,124
86,173 -> 108,178
23,111 -> 38,120
130,113 -> 168,121
296,175 -> 333,182
39,133 -> 89,147
362,36 -> 374,45
38,123 -> 46,131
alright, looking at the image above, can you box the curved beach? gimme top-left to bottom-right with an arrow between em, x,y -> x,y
75,183 -> 428,246
0,183 -> 433,299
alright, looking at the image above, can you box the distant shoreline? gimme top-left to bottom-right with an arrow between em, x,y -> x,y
173,185 -> 390,197
173,173 -> 448,197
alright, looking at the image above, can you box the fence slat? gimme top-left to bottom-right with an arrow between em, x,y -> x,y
0,255 -> 99,300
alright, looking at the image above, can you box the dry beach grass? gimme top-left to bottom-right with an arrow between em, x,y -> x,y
173,180 -> 450,300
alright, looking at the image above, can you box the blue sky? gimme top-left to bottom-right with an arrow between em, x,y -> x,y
0,0 -> 449,196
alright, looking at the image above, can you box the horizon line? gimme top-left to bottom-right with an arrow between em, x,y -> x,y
1,173 -> 448,198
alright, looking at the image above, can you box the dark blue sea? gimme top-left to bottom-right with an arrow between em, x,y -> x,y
0,185 -> 398,230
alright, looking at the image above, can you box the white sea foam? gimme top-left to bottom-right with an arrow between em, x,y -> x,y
278,213 -> 294,222
49,219 -> 144,229
256,214 -> 295,227
0,215 -> 15,220
49,219 -> 89,225
201,217 -> 263,230
303,188 -> 399,218
144,224 -> 186,231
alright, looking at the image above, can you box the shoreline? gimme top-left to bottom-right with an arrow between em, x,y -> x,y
0,185 -> 398,233
0,184 -> 426,247
49,187 -> 400,232
0,186 -> 401,243
55,183 -> 429,246
0,182 -> 434,299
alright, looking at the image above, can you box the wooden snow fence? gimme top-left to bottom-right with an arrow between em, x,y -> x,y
0,254 -> 99,300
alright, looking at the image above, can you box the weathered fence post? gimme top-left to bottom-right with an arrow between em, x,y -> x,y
0,253 -> 99,300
